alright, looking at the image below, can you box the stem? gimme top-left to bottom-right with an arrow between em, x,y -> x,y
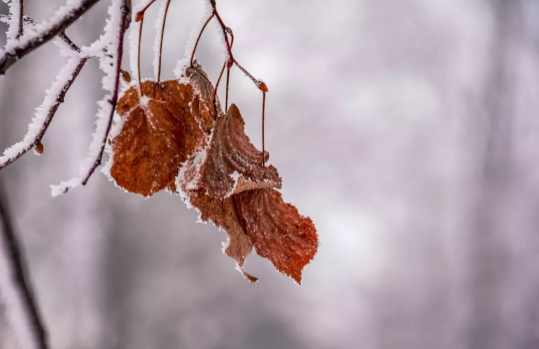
138,16 -> 144,96
0,58 -> 88,171
136,0 -> 158,21
210,4 -> 268,93
225,66 -> 230,112
0,0 -> 102,75
190,12 -> 215,67
157,0 -> 172,82
262,91 -> 266,167
17,0 -> 23,38
0,183 -> 48,349
81,0 -> 131,187
213,30 -> 234,112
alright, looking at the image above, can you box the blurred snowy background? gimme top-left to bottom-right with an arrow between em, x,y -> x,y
1,0 -> 539,348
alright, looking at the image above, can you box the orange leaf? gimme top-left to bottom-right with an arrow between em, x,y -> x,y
188,193 -> 258,282
182,104 -> 281,199
233,189 -> 318,284
110,64 -> 216,196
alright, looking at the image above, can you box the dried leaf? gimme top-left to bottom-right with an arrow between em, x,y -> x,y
188,192 -> 258,282
233,188 -> 318,284
110,64 -> 216,196
183,104 -> 281,199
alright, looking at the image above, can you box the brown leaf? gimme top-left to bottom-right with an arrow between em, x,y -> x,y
233,188 -> 318,284
188,191 -> 258,282
183,104 -> 281,199
110,64 -> 216,196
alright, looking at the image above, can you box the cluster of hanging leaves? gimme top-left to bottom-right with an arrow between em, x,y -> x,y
109,62 -> 318,284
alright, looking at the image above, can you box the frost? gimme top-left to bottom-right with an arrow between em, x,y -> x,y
1,0 -> 97,58
0,57 -> 82,168
51,0 -> 124,197
4,0 -> 20,47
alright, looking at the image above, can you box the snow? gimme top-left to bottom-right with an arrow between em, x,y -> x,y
3,0 -> 20,47
0,223 -> 40,349
50,0 -> 125,197
0,57 -> 83,168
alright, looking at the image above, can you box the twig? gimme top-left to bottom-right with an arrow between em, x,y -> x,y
0,0 -> 102,75
80,0 -> 132,187
0,182 -> 48,349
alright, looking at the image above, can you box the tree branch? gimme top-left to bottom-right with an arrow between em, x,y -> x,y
0,182 -> 48,349
0,0 -> 101,75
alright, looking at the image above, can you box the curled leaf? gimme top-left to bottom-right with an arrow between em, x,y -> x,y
184,104 -> 281,199
233,189 -> 318,284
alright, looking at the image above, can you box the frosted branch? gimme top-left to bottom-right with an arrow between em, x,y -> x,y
0,0 -> 102,75
51,0 -> 132,196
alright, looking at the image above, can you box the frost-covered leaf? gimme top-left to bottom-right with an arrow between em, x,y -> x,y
233,189 -> 318,284
191,104 -> 281,199
110,64 -> 216,196
187,192 -> 258,282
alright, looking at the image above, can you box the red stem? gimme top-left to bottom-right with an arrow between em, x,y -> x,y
138,16 -> 144,95
190,12 -> 215,67
157,0 -> 173,82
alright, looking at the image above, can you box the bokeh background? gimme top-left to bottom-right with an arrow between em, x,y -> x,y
1,0 -> 539,348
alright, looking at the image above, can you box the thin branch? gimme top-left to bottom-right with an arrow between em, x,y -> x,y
0,0 -> 102,75
0,182 -> 48,349
80,0 -> 132,187
0,58 -> 88,171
